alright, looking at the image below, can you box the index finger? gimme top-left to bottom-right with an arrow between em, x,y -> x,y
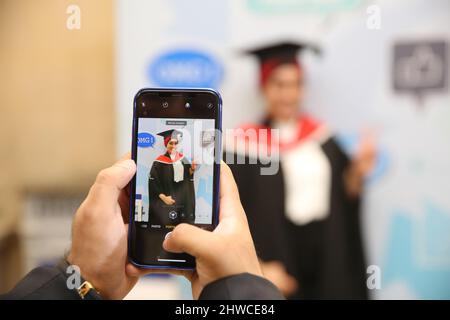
88,158 -> 136,204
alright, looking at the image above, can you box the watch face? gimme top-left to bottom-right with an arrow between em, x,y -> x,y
77,281 -> 99,299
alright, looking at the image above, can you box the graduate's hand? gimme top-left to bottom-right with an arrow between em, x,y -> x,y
189,161 -> 197,176
127,162 -> 263,299
67,155 -> 140,300
160,194 -> 176,205
345,132 -> 377,196
352,132 -> 377,178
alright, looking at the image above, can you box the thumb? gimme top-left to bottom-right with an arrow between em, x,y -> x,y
89,159 -> 136,202
218,162 -> 245,221
163,223 -> 214,257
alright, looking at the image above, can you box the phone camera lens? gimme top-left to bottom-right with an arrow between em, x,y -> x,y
185,102 -> 191,109
207,102 -> 213,109
162,101 -> 169,108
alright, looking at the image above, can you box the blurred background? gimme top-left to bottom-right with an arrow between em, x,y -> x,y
0,0 -> 449,299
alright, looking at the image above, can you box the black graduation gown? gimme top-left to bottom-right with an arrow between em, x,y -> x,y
148,152 -> 196,225
225,121 -> 368,299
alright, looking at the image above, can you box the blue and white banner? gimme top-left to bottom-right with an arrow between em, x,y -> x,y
116,0 -> 450,299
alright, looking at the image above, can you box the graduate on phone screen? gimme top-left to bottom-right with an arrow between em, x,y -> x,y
148,129 -> 196,226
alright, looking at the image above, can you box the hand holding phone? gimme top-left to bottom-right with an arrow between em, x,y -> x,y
64,156 -> 267,300
68,156 -> 139,299
127,162 -> 264,299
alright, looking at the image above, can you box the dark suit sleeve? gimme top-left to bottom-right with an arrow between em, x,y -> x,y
3,269 -> 282,300
0,266 -> 81,300
199,273 -> 284,300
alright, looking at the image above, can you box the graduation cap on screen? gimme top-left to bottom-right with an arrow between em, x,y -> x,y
157,129 -> 183,146
244,41 -> 321,85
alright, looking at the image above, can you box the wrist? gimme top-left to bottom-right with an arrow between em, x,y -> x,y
58,258 -> 102,300
344,166 -> 363,197
66,252 -> 101,295
216,260 -> 263,282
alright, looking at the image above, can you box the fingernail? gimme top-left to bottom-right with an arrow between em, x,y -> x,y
162,232 -> 172,250
162,240 -> 168,251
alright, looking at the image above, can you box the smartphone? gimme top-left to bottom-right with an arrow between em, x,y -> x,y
128,88 -> 222,269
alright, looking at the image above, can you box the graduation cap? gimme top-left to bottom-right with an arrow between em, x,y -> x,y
245,41 -> 321,86
157,129 -> 183,146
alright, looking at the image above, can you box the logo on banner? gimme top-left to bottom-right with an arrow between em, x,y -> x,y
137,132 -> 155,148
392,40 -> 448,105
148,49 -> 223,88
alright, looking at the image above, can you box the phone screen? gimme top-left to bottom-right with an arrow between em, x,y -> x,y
129,89 -> 221,269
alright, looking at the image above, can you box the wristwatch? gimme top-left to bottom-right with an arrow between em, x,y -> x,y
57,259 -> 102,300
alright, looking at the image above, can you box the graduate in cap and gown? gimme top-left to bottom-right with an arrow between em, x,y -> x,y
148,129 -> 197,226
225,42 -> 376,299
